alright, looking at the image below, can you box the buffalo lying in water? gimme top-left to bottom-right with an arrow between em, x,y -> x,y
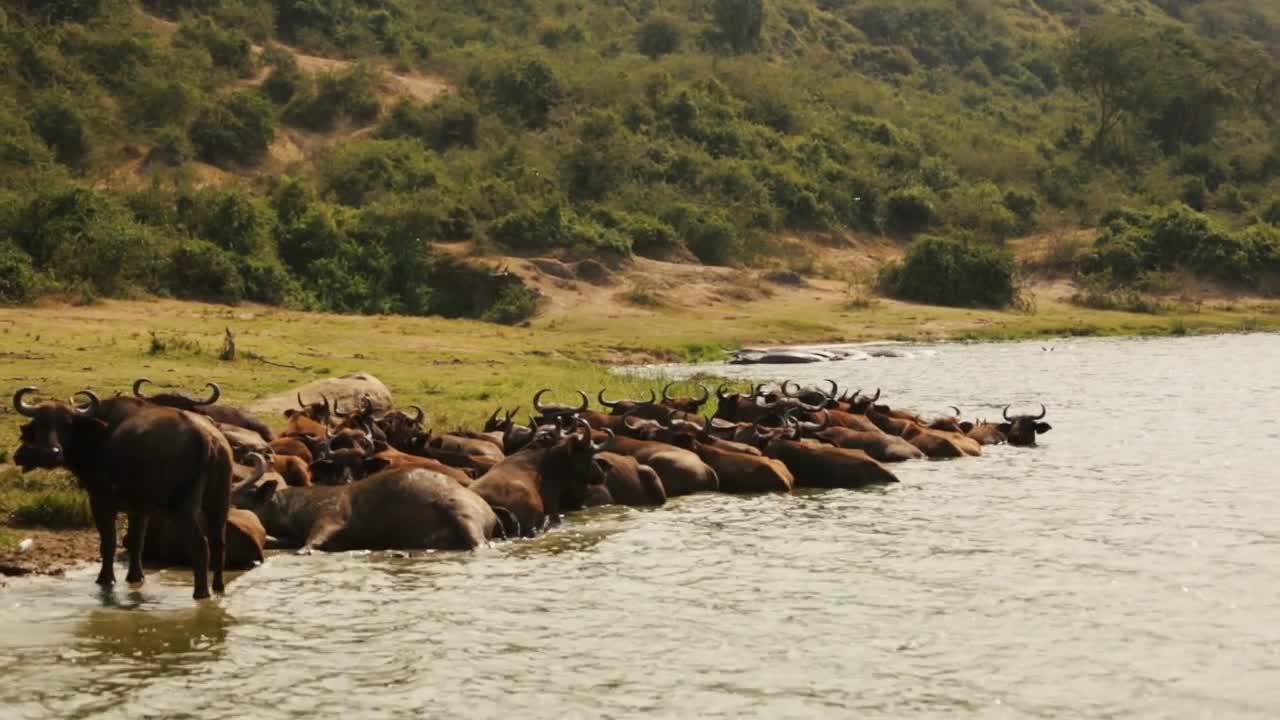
232,468 -> 502,552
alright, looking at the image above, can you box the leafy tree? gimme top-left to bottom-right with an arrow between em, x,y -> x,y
637,16 -> 682,59
1060,20 -> 1168,157
189,91 -> 275,166
711,0 -> 766,54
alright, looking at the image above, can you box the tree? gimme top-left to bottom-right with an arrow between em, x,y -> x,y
712,0 -> 765,54
1060,20 -> 1167,157
637,15 -> 682,59
189,91 -> 275,166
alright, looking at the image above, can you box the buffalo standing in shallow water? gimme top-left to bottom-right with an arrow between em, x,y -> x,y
13,388 -> 232,600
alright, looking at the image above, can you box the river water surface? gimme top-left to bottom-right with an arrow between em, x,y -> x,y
2,334 -> 1279,718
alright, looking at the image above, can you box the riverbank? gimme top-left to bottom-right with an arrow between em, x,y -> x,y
1,277 -> 1277,575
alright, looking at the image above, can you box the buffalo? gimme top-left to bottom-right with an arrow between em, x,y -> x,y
13,387 -> 232,600
999,405 -> 1052,446
133,378 -> 274,442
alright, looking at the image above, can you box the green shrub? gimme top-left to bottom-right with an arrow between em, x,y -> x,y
879,235 -> 1019,308
637,16 -> 682,59
609,211 -> 682,258
378,96 -> 480,152
0,243 -> 39,304
240,257 -> 300,305
319,139 -> 437,206
126,78 -> 196,129
188,187 -> 275,255
294,65 -> 381,128
483,58 -> 562,130
711,0 -> 765,53
261,46 -> 304,104
490,203 -> 568,253
31,96 -> 90,169
168,240 -> 245,303
175,18 -> 255,76
482,285 -> 541,324
189,91 -> 275,166
1180,177 -> 1208,211
942,182 -> 1018,239
885,186 -> 938,235
1265,200 -> 1280,226
684,213 -> 742,266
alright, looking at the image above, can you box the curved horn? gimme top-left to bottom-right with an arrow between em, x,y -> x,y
693,384 -> 710,406
1034,403 -> 1047,420
716,383 -> 733,402
575,390 -> 589,413
410,405 -> 425,424
869,388 -> 881,402
72,390 -> 100,416
201,382 -> 221,406
13,386 -> 40,417
297,392 -> 306,409
1003,405 -> 1013,422
506,406 -> 520,422
133,378 -> 152,398
950,406 -> 961,417
662,381 -> 676,403
533,388 -> 552,413
598,388 -> 620,409
782,380 -> 800,397
592,427 -> 614,452
331,395 -> 349,418
825,379 -> 839,400
247,452 -> 267,484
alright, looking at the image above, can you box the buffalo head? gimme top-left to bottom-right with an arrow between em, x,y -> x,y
999,404 -> 1051,446
12,387 -> 108,471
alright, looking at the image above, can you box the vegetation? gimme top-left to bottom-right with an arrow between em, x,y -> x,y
879,235 -> 1020,308
0,0 -> 1278,322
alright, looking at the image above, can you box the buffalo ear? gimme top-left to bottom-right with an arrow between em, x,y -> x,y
1035,422 -> 1052,434
872,404 -> 890,413
959,421 -> 974,433
997,423 -> 1013,434
592,457 -> 612,475
283,409 -> 298,419
372,439 -> 390,453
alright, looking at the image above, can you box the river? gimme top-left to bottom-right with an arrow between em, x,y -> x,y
2,334 -> 1279,718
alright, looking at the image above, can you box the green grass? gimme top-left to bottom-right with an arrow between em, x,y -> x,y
0,467 -> 93,530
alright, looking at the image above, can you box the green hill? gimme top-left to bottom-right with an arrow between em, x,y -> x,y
1,0 -> 1278,317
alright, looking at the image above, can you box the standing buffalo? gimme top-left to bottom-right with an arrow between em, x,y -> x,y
13,387 -> 232,600
133,378 -> 274,442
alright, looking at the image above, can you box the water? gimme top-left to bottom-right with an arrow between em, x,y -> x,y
3,334 -> 1280,719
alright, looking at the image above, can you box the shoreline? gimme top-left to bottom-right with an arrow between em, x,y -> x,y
1,288 -> 1277,577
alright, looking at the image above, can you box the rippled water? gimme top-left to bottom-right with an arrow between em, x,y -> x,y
3,334 -> 1280,719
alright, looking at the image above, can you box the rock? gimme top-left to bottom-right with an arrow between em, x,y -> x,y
245,372 -> 394,418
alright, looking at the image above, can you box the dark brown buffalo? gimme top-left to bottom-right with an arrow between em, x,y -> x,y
664,431 -> 793,494
926,407 -> 966,433
378,405 -> 426,449
13,387 -> 232,600
329,427 -> 375,454
309,448 -> 370,485
596,433 -> 719,497
232,468 -> 501,552
133,379 -> 274,442
469,420 -> 611,536
482,408 -> 537,455
125,509 -> 267,571
362,445 -> 475,486
761,434 -> 899,489
659,382 -> 711,413
815,426 -> 926,463
999,405 -> 1052,446
597,388 -> 661,418
577,452 -> 667,508
532,389 -> 590,424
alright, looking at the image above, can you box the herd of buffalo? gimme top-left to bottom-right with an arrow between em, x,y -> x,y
10,377 -> 1052,599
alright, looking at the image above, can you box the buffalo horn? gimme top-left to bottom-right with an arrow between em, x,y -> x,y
825,379 -> 839,401
950,406 -> 961,417
133,378 -> 152,398
13,386 -> 40,417
598,388 -> 620,409
1034,404 -> 1047,420
533,388 -> 553,413
693,384 -> 710,406
201,382 -> 221,406
1002,405 -> 1013,421
410,405 -> 425,424
72,390 -> 100,415
662,382 -> 676,403
575,390 -> 589,413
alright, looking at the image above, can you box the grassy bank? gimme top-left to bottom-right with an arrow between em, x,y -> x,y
0,293 -> 1276,555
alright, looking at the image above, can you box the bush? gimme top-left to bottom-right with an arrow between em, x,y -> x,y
187,187 -> 274,255
941,182 -> 1018,239
31,96 -> 90,169
168,240 -> 245,303
885,186 -> 938,235
0,243 -> 39,304
189,91 -> 275,166
240,257 -> 300,305
378,96 -> 480,152
490,203 -> 568,253
684,213 -> 741,266
879,235 -> 1019,308
482,285 -> 541,324
261,46 -> 304,104
175,18 -> 255,76
285,65 -> 383,131
1181,177 -> 1208,211
319,139 -> 437,206
637,16 -> 682,59
484,58 -> 562,130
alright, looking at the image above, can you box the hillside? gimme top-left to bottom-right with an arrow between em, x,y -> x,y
1,0 -> 1278,320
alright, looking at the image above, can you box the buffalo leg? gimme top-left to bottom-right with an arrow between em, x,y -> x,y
184,507 -> 211,600
203,503 -> 227,595
302,521 -> 344,553
90,493 -> 117,588
125,513 -> 149,584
